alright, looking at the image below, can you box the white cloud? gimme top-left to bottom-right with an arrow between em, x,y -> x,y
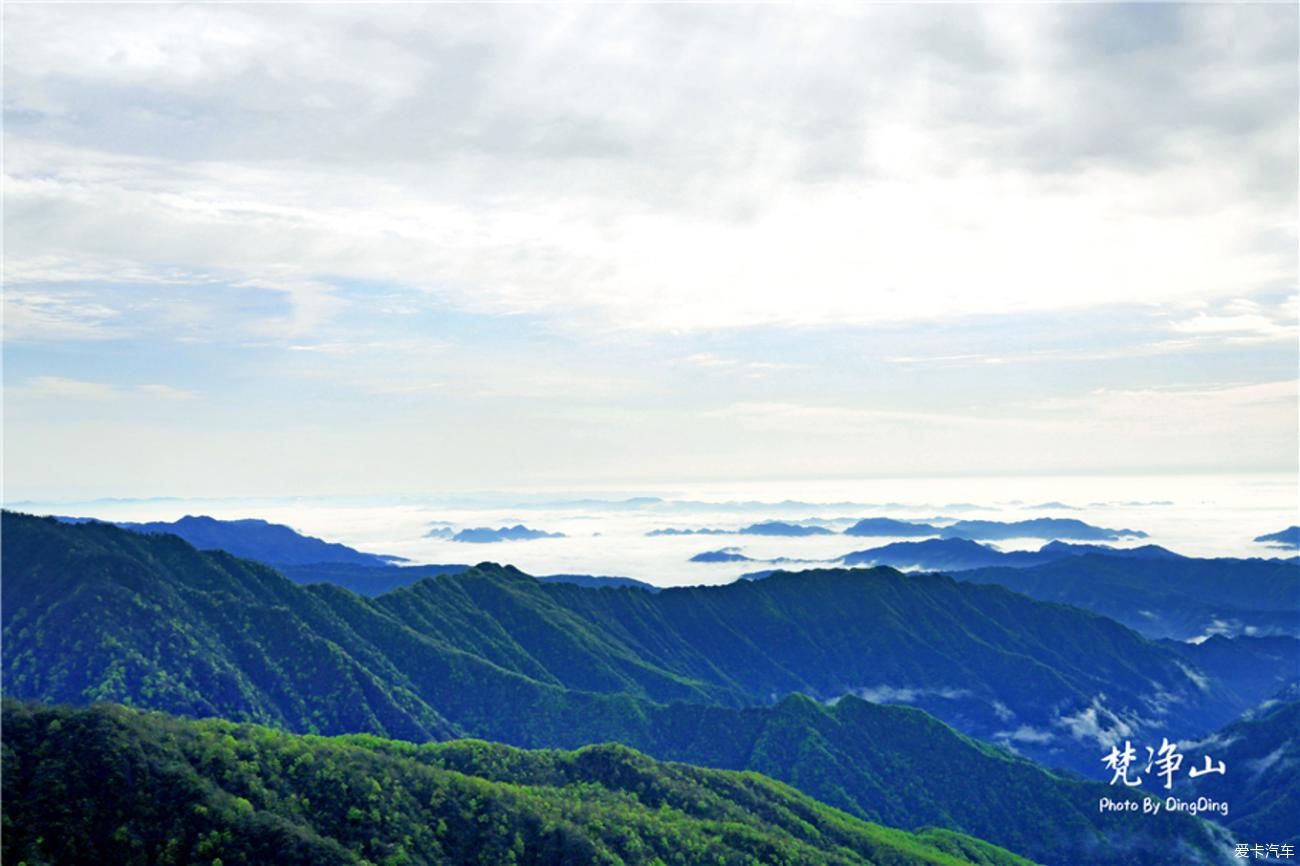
1178,732 -> 1239,753
684,353 -> 740,368
1246,745 -> 1287,777
2,4 -> 1295,495
3,4 -> 1294,336
842,684 -> 973,704
3,4 -> 430,111
1030,380 -> 1297,421
706,401 -> 1061,434
8,377 -> 199,402
1170,295 -> 1299,343
1174,662 -> 1211,693
1056,697 -> 1138,748
680,353 -> 796,374
136,384 -> 198,401
995,725 -> 1056,745
12,376 -> 119,401
6,146 -> 1289,336
3,291 -> 121,341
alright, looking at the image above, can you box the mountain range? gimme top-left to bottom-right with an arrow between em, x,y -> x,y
656,516 -> 1149,542
958,554 -> 1300,641
56,514 -> 400,567
713,537 -> 1184,574
4,514 -> 1256,770
737,521 -> 835,536
52,514 -> 651,597
1,511 -> 1247,864
842,517 -> 942,537
449,525 -> 566,543
931,518 -> 1147,542
837,538 -> 1179,571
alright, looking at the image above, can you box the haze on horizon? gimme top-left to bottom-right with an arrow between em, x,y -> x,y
3,3 -> 1297,502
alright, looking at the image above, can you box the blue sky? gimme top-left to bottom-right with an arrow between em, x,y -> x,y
3,4 -> 1297,499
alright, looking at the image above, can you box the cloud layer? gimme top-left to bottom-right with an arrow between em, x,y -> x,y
3,4 -> 1296,497
6,4 -> 1296,335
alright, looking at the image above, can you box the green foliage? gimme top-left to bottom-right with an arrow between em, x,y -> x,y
2,701 -> 1035,866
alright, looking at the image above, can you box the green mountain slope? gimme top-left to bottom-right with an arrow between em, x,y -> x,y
1,701 -> 1034,866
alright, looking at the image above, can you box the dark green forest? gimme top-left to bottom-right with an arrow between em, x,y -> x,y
2,701 -> 1034,866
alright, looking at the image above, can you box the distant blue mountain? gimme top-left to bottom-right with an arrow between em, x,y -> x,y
738,521 -> 833,537
711,533 -> 1174,574
1036,540 -> 1183,560
451,524 -> 566,543
56,514 -> 398,567
939,517 -> 1146,541
689,548 -> 754,563
1255,526 -> 1300,550
840,516 -> 1146,541
842,518 -> 938,537
841,538 -> 1022,570
746,543 -> 1298,642
840,537 -> 1180,572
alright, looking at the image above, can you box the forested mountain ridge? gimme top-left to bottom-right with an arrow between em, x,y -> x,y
0,512 -> 1237,864
3,512 -> 1245,771
1,701 -> 1038,866
56,513 -> 399,567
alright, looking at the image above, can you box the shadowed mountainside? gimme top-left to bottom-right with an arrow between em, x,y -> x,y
959,555 -> 1300,641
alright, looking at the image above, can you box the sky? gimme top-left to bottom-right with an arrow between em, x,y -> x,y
3,3 -> 1297,501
